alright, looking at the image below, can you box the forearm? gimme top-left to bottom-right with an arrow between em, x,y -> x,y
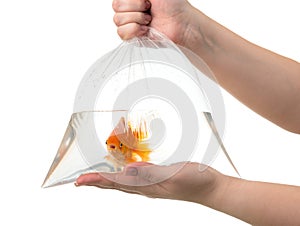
182,7 -> 300,133
199,175 -> 300,226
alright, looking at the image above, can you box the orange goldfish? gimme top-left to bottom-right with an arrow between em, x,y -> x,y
105,117 -> 152,169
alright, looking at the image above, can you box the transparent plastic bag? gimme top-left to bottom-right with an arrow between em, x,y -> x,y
42,28 -> 239,188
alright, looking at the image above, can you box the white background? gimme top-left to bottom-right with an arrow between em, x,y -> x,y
0,0 -> 299,225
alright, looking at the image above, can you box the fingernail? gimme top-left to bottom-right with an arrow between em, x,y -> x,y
145,14 -> 152,23
145,0 -> 151,10
125,167 -> 138,176
75,180 -> 84,186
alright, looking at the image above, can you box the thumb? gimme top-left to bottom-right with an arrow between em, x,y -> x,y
124,162 -> 153,176
124,162 -> 186,185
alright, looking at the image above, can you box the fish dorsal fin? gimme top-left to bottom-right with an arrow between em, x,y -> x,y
112,117 -> 138,149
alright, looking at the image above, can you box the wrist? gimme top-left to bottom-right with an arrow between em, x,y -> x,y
191,167 -> 228,206
180,7 -> 215,55
197,171 -> 243,210
205,175 -> 250,223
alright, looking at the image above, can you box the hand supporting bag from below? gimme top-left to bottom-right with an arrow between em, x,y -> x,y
42,28 -> 239,188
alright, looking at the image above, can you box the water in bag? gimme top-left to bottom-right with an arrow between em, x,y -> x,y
42,28 -> 239,188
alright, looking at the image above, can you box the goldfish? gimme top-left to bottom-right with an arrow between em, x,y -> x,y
105,117 -> 152,169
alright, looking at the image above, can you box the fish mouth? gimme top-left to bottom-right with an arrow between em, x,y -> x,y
107,146 -> 121,152
109,144 -> 116,149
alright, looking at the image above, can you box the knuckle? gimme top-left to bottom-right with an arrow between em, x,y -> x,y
117,27 -> 125,39
117,24 -> 138,40
112,181 -> 121,190
112,0 -> 121,12
113,14 -> 120,25
139,167 -> 154,182
138,0 -> 148,11
138,12 -> 146,23
113,0 -> 148,12
111,174 -> 121,189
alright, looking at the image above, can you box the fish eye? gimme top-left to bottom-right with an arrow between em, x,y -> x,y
119,143 -> 123,148
105,140 -> 108,145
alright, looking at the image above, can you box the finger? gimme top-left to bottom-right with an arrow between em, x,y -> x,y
76,173 -> 105,187
76,163 -> 186,188
76,172 -> 142,192
131,162 -> 188,185
75,164 -> 176,199
113,12 -> 151,26
76,173 -> 144,196
79,180 -> 141,195
126,161 -> 154,167
75,164 -> 159,194
112,0 -> 151,13
123,162 -> 153,177
117,23 -> 149,40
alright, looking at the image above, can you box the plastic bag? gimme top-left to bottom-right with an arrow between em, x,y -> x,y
42,28 -> 239,188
